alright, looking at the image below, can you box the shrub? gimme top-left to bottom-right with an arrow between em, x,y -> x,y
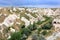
32,33 -> 46,40
28,22 -> 37,31
37,27 -> 42,34
39,34 -> 46,40
37,20 -> 43,25
42,23 -> 52,30
41,30 -> 47,35
21,28 -> 31,36
28,24 -> 33,31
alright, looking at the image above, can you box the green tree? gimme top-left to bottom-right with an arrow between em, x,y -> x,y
21,28 -> 31,36
41,30 -> 47,35
37,20 -> 43,25
9,32 -> 22,40
37,27 -> 42,34
28,22 -> 37,31
42,23 -> 52,30
9,28 -> 31,40
28,23 -> 33,31
33,22 -> 37,30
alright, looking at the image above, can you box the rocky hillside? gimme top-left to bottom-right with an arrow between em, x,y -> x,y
0,7 -> 60,40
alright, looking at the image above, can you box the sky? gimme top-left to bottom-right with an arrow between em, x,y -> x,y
0,0 -> 60,7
